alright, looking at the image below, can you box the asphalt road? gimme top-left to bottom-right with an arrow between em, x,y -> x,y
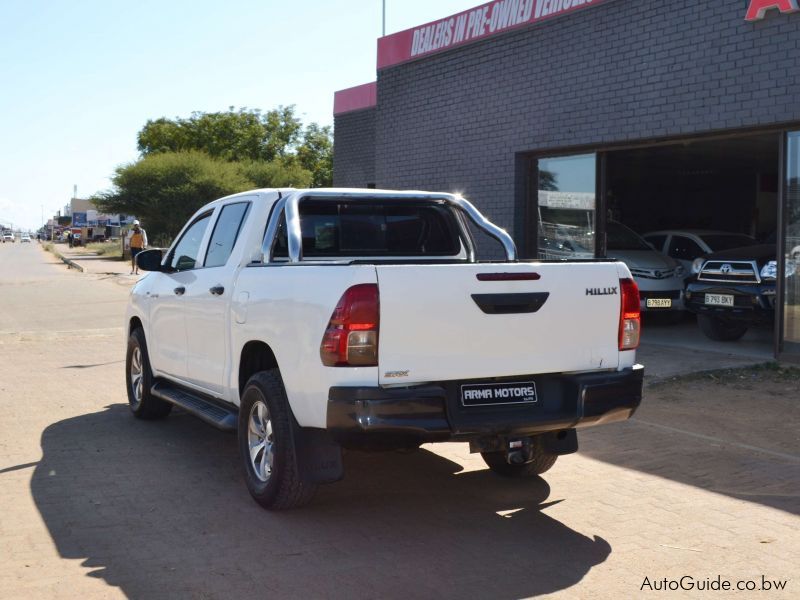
0,243 -> 797,599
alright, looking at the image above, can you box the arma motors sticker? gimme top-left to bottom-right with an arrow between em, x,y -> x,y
746,0 -> 799,21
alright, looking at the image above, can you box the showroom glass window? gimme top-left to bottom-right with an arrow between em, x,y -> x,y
537,154 -> 596,259
784,133 -> 800,347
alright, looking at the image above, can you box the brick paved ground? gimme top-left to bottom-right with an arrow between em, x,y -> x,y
0,244 -> 797,599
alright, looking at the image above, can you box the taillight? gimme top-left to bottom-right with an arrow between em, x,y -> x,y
619,278 -> 641,351
320,284 -> 379,367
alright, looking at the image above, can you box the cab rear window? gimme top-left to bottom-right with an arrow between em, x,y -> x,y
274,200 -> 461,257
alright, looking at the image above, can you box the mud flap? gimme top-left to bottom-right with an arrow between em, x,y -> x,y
290,419 -> 344,484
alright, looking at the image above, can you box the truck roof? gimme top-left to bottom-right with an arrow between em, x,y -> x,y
212,187 -> 458,207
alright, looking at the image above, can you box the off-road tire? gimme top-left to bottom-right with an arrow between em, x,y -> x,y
697,314 -> 748,342
126,328 -> 172,419
238,370 -> 317,510
481,436 -> 558,477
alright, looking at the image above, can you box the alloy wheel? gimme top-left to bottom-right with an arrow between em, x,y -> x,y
248,400 -> 274,483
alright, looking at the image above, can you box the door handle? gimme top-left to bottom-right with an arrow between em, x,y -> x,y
209,285 -> 225,296
174,287 -> 185,296
471,292 -> 550,314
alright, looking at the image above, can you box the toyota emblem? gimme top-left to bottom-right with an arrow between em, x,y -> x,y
720,264 -> 733,274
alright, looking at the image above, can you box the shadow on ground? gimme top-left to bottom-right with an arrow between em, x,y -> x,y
578,372 -> 800,516
32,405 -> 609,599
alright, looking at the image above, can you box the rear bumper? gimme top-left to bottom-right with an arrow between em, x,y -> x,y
327,365 -> 644,446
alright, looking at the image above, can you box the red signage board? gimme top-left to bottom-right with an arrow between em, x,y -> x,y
745,0 -> 799,21
377,0 -> 613,70
333,82 -> 378,116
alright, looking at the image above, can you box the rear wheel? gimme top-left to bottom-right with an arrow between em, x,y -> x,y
238,370 -> 317,510
481,437 -> 557,477
126,328 -> 172,419
697,314 -> 748,342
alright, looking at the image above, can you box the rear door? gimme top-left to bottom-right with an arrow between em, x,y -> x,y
375,262 -> 623,386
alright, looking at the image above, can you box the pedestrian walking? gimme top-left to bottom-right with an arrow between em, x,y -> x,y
127,220 -> 148,275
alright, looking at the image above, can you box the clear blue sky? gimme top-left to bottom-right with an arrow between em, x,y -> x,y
0,0 -> 482,230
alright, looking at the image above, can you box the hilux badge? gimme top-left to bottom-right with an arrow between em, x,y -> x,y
586,287 -> 618,296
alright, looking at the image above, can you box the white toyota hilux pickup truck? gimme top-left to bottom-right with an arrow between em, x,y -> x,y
126,188 -> 644,509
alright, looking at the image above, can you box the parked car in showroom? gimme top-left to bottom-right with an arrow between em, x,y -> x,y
607,221 -> 686,315
643,230 -> 756,274
685,243 -> 797,341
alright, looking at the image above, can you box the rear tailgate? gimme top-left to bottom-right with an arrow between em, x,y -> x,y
376,262 -> 626,386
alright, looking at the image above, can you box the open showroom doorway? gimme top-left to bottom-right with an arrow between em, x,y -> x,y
531,132 -> 785,365
604,132 -> 780,359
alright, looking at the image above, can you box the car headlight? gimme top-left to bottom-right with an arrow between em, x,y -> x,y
759,260 -> 796,280
675,265 -> 685,277
691,258 -> 705,274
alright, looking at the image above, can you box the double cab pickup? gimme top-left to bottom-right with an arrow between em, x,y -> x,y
125,188 -> 644,509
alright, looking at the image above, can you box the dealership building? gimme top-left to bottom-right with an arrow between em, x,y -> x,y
332,0 -> 800,361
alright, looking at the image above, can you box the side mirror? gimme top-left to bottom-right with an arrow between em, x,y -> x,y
136,249 -> 165,272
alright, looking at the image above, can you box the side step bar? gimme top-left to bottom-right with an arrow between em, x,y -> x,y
151,381 -> 238,432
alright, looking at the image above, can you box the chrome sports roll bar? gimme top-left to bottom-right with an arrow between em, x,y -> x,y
261,191 -> 517,263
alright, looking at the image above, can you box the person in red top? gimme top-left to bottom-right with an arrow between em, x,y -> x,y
127,220 -> 148,275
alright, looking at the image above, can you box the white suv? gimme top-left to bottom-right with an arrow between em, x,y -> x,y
643,230 -> 756,274
607,221 -> 686,314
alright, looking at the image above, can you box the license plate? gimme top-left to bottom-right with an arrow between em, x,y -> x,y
705,294 -> 734,307
646,298 -> 672,309
461,381 -> 537,407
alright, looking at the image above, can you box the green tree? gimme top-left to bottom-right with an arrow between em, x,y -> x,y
296,123 -> 333,187
538,169 -> 558,191
237,157 -> 312,188
94,151 -> 314,240
96,106 -> 332,241
93,151 -> 251,240
137,106 -> 302,162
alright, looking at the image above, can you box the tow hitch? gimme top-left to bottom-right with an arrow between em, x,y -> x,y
507,438 -> 534,465
470,430 -> 579,463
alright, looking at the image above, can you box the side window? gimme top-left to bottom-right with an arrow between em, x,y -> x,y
668,235 -> 704,261
204,202 -> 251,268
170,213 -> 213,271
644,234 -> 667,252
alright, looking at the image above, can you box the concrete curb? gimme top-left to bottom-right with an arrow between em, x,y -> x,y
645,360 -> 777,387
45,245 -> 86,273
